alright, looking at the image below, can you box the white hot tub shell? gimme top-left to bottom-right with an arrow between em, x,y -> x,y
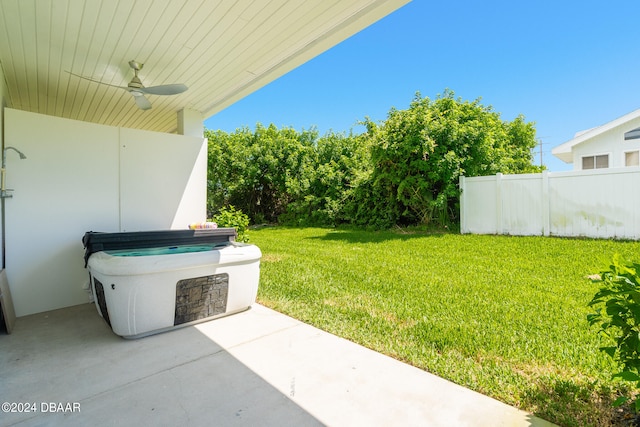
87,241 -> 261,338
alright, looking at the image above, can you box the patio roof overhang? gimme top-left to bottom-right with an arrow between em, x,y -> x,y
0,0 -> 410,134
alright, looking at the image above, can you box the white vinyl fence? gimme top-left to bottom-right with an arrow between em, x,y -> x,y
460,168 -> 640,240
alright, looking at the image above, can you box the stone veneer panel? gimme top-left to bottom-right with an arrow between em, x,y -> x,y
174,273 -> 229,325
93,277 -> 111,327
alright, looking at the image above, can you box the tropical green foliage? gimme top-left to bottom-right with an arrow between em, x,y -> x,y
284,131 -> 372,226
206,90 -> 540,228
211,205 -> 250,243
206,124 -> 317,224
353,90 -> 541,228
206,124 -> 370,226
588,254 -> 640,410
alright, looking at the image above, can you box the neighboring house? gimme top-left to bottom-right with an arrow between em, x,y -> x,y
552,109 -> 640,170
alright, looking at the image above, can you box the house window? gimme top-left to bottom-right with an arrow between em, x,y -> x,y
626,151 -> 640,167
625,127 -> 640,140
582,154 -> 609,170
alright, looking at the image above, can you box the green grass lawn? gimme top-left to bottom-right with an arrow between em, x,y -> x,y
250,227 -> 640,427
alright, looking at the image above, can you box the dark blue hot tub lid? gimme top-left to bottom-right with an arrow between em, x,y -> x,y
82,228 -> 237,267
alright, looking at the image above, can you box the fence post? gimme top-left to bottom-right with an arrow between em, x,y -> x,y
459,175 -> 466,234
495,173 -> 503,235
541,170 -> 550,236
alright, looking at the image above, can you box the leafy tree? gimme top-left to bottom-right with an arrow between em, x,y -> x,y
355,90 -> 540,227
206,124 -> 317,223
285,131 -> 372,226
206,90 -> 540,229
206,127 -> 254,217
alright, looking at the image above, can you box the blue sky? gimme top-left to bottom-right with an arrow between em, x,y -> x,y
204,0 -> 640,172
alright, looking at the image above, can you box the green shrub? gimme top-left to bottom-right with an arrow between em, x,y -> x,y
211,205 -> 250,242
205,124 -> 317,224
360,90 -> 540,228
206,125 -> 370,227
206,91 -> 540,229
588,254 -> 640,410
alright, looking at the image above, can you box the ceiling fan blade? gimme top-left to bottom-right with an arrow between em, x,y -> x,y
138,83 -> 188,96
66,70 -> 129,90
133,94 -> 152,110
67,65 -> 186,110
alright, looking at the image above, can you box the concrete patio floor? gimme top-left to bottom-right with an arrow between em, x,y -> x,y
1,303 -> 556,426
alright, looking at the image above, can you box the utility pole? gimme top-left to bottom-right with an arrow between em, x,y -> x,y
538,139 -> 543,167
536,137 -> 549,168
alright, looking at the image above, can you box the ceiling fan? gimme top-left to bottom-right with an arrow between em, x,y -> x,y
67,60 -> 188,110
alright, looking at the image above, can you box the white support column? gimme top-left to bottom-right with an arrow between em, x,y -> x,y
177,108 -> 203,138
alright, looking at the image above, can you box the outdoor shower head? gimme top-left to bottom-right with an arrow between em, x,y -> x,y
5,146 -> 26,159
1,146 -> 27,196
2,146 -> 27,168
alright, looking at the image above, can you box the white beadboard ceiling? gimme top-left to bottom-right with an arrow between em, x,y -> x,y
0,0 -> 409,134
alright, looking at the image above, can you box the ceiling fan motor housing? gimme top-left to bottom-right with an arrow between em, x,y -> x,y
128,76 -> 144,89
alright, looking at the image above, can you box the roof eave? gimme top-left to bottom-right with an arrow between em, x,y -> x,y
551,108 -> 640,164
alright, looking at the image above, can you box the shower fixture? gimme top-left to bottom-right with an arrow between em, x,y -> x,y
1,146 -> 27,198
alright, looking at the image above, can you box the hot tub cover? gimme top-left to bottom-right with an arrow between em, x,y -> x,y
82,228 -> 237,267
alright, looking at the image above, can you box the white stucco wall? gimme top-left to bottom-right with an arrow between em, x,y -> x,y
572,116 -> 640,170
118,127 -> 207,231
0,61 -> 6,135
3,108 -> 207,316
0,61 -> 6,133
0,61 -> 7,267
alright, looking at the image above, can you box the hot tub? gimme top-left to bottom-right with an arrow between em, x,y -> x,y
82,229 -> 261,338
